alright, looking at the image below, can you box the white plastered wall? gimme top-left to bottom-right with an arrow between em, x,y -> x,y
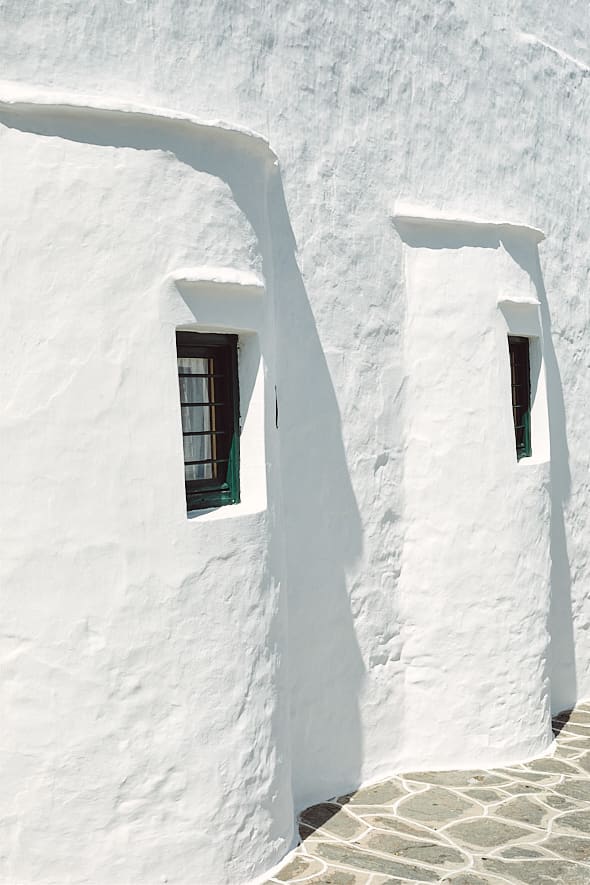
394,217 -> 552,772
0,96 -> 294,885
1,2 -> 590,883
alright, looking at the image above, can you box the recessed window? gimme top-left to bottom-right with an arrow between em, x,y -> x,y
508,335 -> 531,460
176,331 -> 240,511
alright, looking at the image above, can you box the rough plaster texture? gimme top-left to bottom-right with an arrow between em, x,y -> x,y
0,2 -> 589,883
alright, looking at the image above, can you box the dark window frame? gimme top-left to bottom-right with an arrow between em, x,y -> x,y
508,335 -> 532,461
176,331 -> 240,512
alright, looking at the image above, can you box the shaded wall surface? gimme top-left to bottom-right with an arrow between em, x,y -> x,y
1,2 -> 589,883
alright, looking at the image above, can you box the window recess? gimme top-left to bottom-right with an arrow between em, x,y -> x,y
508,335 -> 531,461
176,331 -> 240,511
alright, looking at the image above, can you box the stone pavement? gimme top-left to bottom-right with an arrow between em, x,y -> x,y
265,704 -> 590,885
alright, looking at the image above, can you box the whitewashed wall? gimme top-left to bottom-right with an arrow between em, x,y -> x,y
0,2 -> 589,883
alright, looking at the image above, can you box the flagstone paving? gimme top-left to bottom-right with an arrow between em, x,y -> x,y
265,703 -> 590,884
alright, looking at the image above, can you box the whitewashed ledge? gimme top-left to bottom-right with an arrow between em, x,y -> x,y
497,295 -> 541,306
0,79 -> 278,162
392,202 -> 545,243
170,266 -> 265,291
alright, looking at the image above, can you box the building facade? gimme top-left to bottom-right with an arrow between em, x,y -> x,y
1,1 -> 589,882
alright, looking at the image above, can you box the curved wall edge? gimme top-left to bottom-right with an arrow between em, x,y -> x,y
0,78 -> 278,161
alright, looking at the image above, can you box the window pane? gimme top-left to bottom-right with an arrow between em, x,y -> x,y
177,357 -> 209,374
508,336 -> 531,459
185,462 -> 213,481
183,433 -> 212,464
178,374 -> 210,405
181,405 -> 210,433
176,331 -> 240,510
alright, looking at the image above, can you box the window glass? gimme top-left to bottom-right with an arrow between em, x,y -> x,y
176,332 -> 240,511
508,336 -> 531,460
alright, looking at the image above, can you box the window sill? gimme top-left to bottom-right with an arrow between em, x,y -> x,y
515,453 -> 550,467
187,500 -> 266,522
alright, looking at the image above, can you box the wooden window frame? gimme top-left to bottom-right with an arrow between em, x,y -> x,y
176,331 -> 240,512
508,335 -> 532,461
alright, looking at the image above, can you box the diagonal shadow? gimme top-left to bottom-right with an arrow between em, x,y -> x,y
500,233 -> 576,715
551,708 -> 574,736
265,168 -> 365,810
297,797 -> 352,842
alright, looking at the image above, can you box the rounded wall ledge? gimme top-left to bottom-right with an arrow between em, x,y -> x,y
0,79 -> 278,163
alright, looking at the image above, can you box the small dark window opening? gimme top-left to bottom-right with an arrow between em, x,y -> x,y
176,331 -> 240,511
508,335 -> 531,460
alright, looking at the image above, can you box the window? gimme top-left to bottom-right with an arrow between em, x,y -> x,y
508,335 -> 531,460
176,331 -> 240,511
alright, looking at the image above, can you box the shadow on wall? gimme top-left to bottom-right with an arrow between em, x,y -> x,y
0,104 -> 365,813
266,169 -> 365,810
394,218 -> 576,719
502,234 -> 576,714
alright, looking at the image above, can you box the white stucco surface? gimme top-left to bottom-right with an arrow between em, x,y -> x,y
1,2 -> 589,883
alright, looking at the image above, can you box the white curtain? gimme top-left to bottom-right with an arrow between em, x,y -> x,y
177,356 -> 214,480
